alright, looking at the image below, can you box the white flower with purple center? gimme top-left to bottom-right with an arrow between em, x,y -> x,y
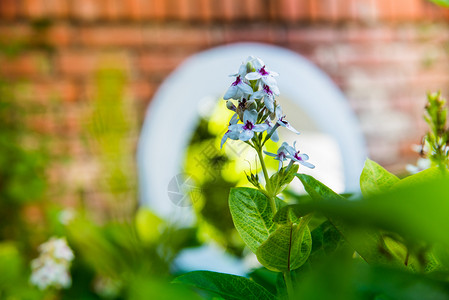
223,75 -> 253,100
251,84 -> 279,113
264,142 -> 290,170
275,105 -> 300,134
229,109 -> 269,142
285,141 -> 315,169
245,58 -> 279,88
221,114 -> 240,148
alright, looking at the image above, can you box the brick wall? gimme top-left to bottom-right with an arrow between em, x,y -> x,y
1,0 -> 449,202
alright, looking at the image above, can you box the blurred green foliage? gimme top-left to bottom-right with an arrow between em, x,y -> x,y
428,0 -> 449,7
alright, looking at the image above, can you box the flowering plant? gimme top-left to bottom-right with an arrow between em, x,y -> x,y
174,58 -> 449,300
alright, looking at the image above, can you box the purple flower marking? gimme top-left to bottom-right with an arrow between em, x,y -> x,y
275,105 -> 299,134
285,141 -> 315,169
264,142 -> 290,170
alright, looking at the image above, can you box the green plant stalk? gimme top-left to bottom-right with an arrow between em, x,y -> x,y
283,270 -> 294,299
255,144 -> 276,213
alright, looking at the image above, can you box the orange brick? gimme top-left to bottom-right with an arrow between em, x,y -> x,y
0,53 -> 48,78
129,80 -> 156,101
138,52 -> 186,75
278,0 -> 308,22
174,0 -> 191,21
126,0 -> 143,20
23,0 -> 45,19
72,0 -> 100,21
374,0 -> 395,21
19,80 -> 79,103
80,26 -> 144,47
0,24 -> 31,43
221,0 -> 233,21
245,0 -> 265,20
57,52 -> 98,77
223,25 -> 284,44
0,0 -> 18,20
394,0 -> 422,20
336,0 -> 356,20
46,24 -> 74,47
152,0 -> 167,20
41,0 -> 70,18
143,26 -> 211,48
199,0 -> 213,22
104,0 -> 125,20
316,0 -> 338,21
287,27 -> 338,44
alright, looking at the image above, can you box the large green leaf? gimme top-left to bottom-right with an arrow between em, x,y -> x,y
173,271 -> 276,300
229,187 -> 282,253
296,174 -> 398,266
360,158 -> 399,197
391,167 -> 442,190
256,223 -> 312,272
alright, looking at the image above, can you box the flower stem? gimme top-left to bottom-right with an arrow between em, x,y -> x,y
255,144 -> 276,213
283,271 -> 294,299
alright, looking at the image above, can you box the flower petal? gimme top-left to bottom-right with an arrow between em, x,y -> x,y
243,109 -> 258,124
264,96 -> 275,113
300,161 -> 315,169
220,133 -> 228,148
226,101 -> 237,112
270,83 -> 280,95
245,72 -> 262,81
263,151 -> 278,157
238,63 -> 247,77
253,123 -> 269,132
230,113 -> 239,124
262,76 -> 278,89
252,57 -> 264,70
239,129 -> 254,141
238,82 -> 254,95
224,85 -> 238,100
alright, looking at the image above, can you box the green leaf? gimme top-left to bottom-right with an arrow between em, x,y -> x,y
296,174 -> 398,265
173,271 -> 276,300
428,0 -> 449,7
360,159 -> 399,197
229,187 -> 283,253
309,220 -> 347,260
268,164 -> 299,195
273,205 -> 303,225
392,167 -> 443,190
256,223 -> 312,272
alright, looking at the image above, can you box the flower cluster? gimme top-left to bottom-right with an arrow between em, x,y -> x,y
222,56 -> 314,171
30,237 -> 75,290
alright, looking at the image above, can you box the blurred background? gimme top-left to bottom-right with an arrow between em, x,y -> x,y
1,0 -> 449,298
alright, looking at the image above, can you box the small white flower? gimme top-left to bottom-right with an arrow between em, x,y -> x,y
30,237 -> 74,290
221,114 -> 240,148
245,58 -> 279,88
31,259 -> 72,290
224,75 -> 253,100
285,141 -> 315,169
264,142 -> 290,170
251,84 -> 279,113
275,105 -> 299,134
229,109 -> 269,142
38,237 -> 74,262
